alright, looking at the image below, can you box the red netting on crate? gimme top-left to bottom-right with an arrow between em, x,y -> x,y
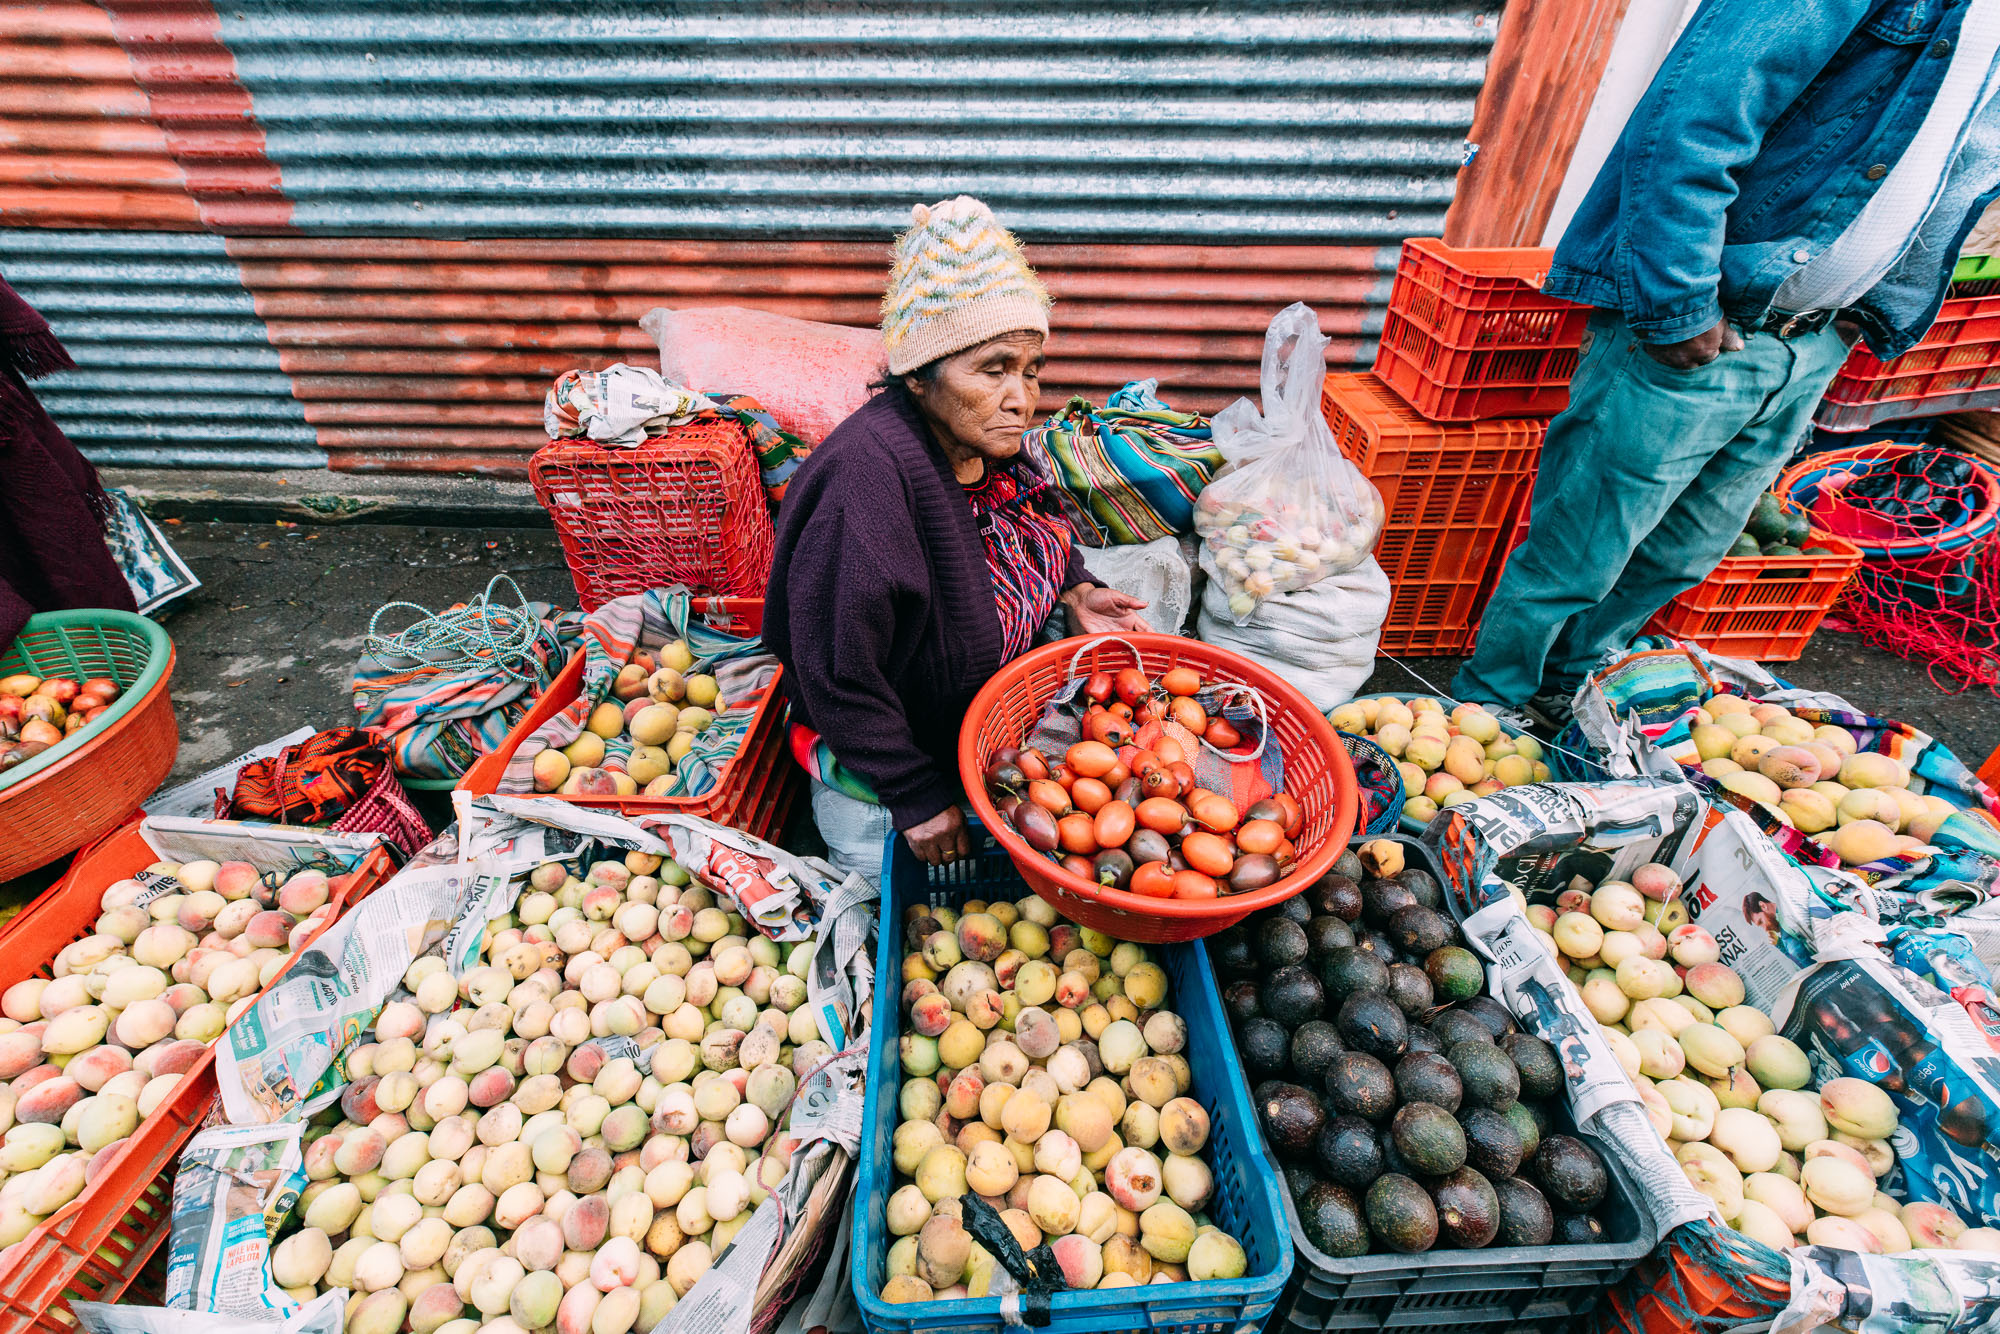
1779,444 -> 2000,691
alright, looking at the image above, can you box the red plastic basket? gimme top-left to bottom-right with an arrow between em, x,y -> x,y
530,420 -> 776,611
1642,529 -> 1863,662
0,823 -> 396,1334
957,634 -> 1358,943
1816,291 -> 2000,430
1321,373 -> 1544,655
456,599 -> 796,840
1371,238 -> 1590,421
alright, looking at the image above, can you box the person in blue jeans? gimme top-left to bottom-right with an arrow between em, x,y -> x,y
1456,0 -> 2000,727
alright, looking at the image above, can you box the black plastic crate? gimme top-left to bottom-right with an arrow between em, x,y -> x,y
1217,833 -> 1658,1334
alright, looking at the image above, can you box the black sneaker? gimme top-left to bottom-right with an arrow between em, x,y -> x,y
1526,689 -> 1576,733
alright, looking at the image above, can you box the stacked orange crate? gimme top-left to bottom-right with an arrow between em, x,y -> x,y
1322,374 -> 1544,655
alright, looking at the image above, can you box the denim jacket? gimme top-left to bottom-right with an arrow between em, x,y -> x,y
1546,0 -> 2000,359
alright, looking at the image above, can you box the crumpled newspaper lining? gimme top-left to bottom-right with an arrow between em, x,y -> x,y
543,364 -> 717,446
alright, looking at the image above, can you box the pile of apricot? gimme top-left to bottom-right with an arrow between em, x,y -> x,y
984,665 -> 1303,900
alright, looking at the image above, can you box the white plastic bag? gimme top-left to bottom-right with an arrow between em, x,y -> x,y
1193,302 -> 1384,623
1079,534 -> 1192,634
1195,550 -> 1389,710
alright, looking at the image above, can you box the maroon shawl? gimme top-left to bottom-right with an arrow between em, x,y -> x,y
0,275 -> 136,651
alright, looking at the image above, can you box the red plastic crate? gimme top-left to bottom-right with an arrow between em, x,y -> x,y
456,599 -> 796,841
1642,528 -> 1862,662
0,824 -> 397,1334
1371,237 -> 1590,421
1816,292 -> 2000,430
1322,373 -> 1543,655
531,419 -> 776,611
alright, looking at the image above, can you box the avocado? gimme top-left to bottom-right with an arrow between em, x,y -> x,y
1362,877 -> 1419,928
1290,1021 -> 1346,1088
1258,1081 -> 1327,1158
1782,505 -> 1812,548
1305,914 -> 1356,958
1209,925 -> 1257,980
1450,1041 -> 1521,1111
1405,1025 -> 1443,1055
1763,543 -> 1802,556
1284,1163 -> 1320,1207
1317,946 -> 1390,1004
1337,992 -> 1410,1061
1429,1008 -> 1493,1049
1258,917 -> 1310,969
1393,1051 -> 1463,1112
1357,927 -> 1400,959
1553,1213 -> 1607,1245
1387,905 -> 1454,959
1391,1102 -> 1467,1177
1424,946 -> 1485,1003
1325,1051 -> 1397,1122
1237,1016 -> 1293,1083
1533,1135 -> 1608,1212
1802,544 -> 1832,556
1274,894 -> 1313,926
1332,849 -> 1364,882
1458,1105 -> 1524,1179
1312,874 -> 1364,922
1378,1132 -> 1417,1179
1502,1101 -> 1542,1160
1726,534 -> 1762,557
1386,963 -> 1435,1019
1364,1174 -> 1439,1254
1314,1114 -> 1386,1189
1223,980 -> 1262,1025
1262,965 -> 1326,1027
1432,1167 -> 1501,1249
1493,1175 -> 1555,1247
1460,995 -> 1515,1038
1746,492 -> 1788,546
1396,866 -> 1443,910
1298,1181 -> 1372,1258
1501,1033 -> 1563,1101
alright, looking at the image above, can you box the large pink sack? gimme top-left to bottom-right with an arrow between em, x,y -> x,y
640,306 -> 886,444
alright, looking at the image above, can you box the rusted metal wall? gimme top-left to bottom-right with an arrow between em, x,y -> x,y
0,0 -> 1503,474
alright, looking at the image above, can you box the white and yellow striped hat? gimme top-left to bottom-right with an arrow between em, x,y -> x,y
881,195 -> 1052,375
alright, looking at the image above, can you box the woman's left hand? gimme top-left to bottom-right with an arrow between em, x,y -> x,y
1063,583 -> 1152,635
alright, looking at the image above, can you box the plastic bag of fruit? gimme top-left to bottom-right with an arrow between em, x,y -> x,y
1192,302 -> 1384,624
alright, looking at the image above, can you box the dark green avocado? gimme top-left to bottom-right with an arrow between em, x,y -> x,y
1393,1051 -> 1462,1112
1533,1134 -> 1608,1213
1261,965 -> 1326,1027
1492,1175 -> 1554,1247
1458,1105 -> 1524,1179
1391,1102 -> 1467,1177
1450,1041 -> 1521,1111
1314,1114 -> 1385,1189
1325,1051 -> 1398,1122
1299,1181 -> 1372,1258
1425,946 -> 1486,1004
1258,1081 -> 1326,1158
1500,1032 -> 1563,1101
1431,1167 -> 1500,1249
1385,963 -> 1435,1019
1364,1173 -> 1439,1254
1289,1021 -> 1346,1088
1337,991 -> 1410,1061
1317,946 -> 1390,1005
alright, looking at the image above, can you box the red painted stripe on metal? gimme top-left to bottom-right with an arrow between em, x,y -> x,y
97,0 -> 294,231
222,236 -> 1391,475
0,1 -> 200,229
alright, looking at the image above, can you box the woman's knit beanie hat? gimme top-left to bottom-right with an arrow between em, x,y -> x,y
881,196 -> 1052,375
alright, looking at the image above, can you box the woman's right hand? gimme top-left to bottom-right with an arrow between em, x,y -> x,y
904,804 -> 975,866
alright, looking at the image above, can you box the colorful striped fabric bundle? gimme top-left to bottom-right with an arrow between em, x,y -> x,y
703,392 -> 813,505
1022,380 -> 1221,546
497,587 -> 780,798
352,596 -> 577,781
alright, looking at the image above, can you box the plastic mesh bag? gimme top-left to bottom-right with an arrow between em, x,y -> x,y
1193,302 -> 1384,623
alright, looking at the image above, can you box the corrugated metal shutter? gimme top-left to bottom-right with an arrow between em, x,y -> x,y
0,1 -> 1499,472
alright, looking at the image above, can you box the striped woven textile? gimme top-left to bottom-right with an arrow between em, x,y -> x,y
352,604 -> 576,781
967,461 -> 1076,662
496,587 -> 779,798
1022,381 -> 1221,546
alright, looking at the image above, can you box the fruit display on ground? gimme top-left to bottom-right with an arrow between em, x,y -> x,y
0,859 -> 347,1244
1214,841 -> 1615,1256
1684,695 -> 1956,864
982,665 -> 1305,900
0,671 -> 125,772
262,849 -> 823,1333
1521,860 -> 2000,1254
530,639 -> 730,796
881,895 -> 1248,1302
1331,696 -> 1550,827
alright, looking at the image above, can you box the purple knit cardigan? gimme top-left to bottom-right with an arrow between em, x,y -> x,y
765,391 -> 1090,831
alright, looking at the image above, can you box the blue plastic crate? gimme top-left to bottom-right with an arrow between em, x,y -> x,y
850,822 -> 1293,1334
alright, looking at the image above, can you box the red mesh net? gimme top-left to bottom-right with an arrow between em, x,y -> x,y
1829,538 -> 2000,693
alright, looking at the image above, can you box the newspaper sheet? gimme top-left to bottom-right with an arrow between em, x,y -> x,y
161,1123 -> 304,1314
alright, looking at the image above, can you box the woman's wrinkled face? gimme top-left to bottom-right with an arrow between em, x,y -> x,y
909,331 -> 1045,461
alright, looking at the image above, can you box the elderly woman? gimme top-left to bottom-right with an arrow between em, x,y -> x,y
765,196 -> 1148,884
